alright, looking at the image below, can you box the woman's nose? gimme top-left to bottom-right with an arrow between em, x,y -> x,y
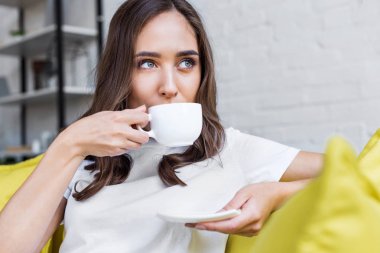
158,69 -> 178,98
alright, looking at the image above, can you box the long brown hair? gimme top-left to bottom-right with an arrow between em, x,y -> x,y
73,0 -> 225,201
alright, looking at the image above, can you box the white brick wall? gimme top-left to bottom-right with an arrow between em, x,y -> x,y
1,0 -> 380,153
189,0 -> 380,152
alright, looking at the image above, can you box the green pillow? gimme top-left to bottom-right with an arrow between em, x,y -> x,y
251,137 -> 380,253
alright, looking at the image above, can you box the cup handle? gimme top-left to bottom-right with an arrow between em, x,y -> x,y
137,114 -> 155,138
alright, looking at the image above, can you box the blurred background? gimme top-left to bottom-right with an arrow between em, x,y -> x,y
0,0 -> 379,164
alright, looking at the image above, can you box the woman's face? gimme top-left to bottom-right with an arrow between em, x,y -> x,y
128,10 -> 201,109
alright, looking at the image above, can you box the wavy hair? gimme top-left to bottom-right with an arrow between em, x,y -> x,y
73,0 -> 225,201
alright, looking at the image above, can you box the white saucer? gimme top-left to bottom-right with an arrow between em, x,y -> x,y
157,209 -> 241,223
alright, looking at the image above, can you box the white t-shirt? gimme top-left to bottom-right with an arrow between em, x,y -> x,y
59,128 -> 299,253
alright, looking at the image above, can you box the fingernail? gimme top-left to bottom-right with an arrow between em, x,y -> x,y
195,225 -> 206,230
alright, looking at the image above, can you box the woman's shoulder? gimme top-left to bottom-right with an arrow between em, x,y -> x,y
224,127 -> 278,143
223,127 -> 299,154
222,127 -> 243,152
224,127 -> 248,144
224,127 -> 240,137
223,127 -> 280,150
224,127 -> 254,138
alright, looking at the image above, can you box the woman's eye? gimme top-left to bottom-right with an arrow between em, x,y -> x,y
178,59 -> 195,69
138,60 -> 156,69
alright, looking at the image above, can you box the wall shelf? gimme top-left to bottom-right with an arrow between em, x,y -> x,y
0,86 -> 94,105
0,0 -> 103,164
0,25 -> 97,57
0,0 -> 41,7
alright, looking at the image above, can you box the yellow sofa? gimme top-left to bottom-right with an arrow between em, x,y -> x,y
2,129 -> 380,253
0,155 -> 64,253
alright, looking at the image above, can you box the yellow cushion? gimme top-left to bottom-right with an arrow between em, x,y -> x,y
226,234 -> 258,253
0,155 -> 63,253
358,129 -> 380,198
249,136 -> 380,253
0,155 -> 44,210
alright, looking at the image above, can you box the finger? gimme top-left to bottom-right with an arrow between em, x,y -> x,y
139,120 -> 149,129
220,220 -> 259,237
110,138 -> 142,152
220,189 -> 250,212
238,226 -> 261,236
112,123 -> 149,144
193,215 -> 245,234
122,139 -> 142,150
110,147 -> 130,157
193,200 -> 259,233
134,104 -> 147,112
125,127 -> 150,144
124,104 -> 147,112
132,121 -> 149,130
117,126 -> 149,144
217,198 -> 267,235
119,107 -> 150,125
134,105 -> 149,128
233,220 -> 262,236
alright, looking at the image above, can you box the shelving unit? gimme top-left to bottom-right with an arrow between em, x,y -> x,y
0,25 -> 97,56
0,0 -> 103,162
0,0 -> 41,7
0,150 -> 41,163
0,85 -> 94,105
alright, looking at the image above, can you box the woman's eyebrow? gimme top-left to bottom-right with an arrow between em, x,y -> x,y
176,50 -> 199,57
135,51 -> 161,58
135,50 -> 199,58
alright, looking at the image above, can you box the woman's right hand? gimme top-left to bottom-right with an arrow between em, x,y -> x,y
57,105 -> 150,158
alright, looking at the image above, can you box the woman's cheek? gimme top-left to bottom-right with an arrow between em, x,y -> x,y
181,75 -> 200,98
134,74 -> 160,91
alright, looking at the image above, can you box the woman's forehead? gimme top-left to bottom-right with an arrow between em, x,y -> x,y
135,10 -> 198,54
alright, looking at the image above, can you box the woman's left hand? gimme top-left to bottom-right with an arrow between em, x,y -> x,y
186,181 -> 306,236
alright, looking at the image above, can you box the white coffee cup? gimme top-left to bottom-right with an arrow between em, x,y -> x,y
137,103 -> 203,147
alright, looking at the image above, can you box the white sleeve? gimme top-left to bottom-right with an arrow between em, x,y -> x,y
63,160 -> 94,199
63,180 -> 74,200
227,128 -> 300,184
61,160 -> 94,226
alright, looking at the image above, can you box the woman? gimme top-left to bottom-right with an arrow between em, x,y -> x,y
0,0 -> 323,252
